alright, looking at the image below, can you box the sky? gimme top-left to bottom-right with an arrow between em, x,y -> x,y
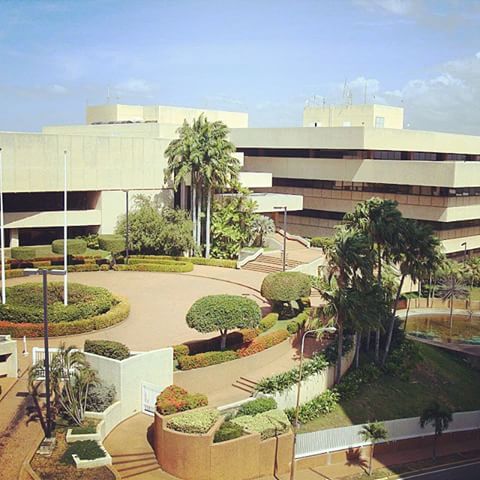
1,0 -> 480,134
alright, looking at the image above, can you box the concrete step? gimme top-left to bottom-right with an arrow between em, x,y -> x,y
116,460 -> 160,479
231,376 -> 258,394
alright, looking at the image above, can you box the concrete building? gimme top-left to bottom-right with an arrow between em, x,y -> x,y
231,104 -> 480,256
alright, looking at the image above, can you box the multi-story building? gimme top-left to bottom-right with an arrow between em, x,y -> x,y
231,104 -> 480,256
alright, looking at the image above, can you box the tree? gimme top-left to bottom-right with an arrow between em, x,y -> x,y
360,422 -> 388,476
382,220 -> 442,365
165,115 -> 240,257
186,294 -> 261,350
419,401 -> 452,461
438,275 -> 469,337
250,215 -> 275,247
344,198 -> 402,362
115,195 -> 193,256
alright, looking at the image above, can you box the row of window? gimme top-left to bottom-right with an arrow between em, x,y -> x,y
272,178 -> 480,197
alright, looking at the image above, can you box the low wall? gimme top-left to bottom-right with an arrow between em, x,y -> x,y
174,339 -> 291,395
267,343 -> 356,410
153,410 -> 293,480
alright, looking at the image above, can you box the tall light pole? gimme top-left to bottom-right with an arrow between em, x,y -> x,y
63,150 -> 68,305
274,206 -> 288,271
289,326 -> 337,480
24,268 -> 66,439
0,148 -> 5,305
124,190 -> 129,264
461,241 -> 467,265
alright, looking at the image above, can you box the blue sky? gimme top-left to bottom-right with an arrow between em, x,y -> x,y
1,0 -> 480,133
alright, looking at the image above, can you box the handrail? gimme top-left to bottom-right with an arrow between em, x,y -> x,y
276,228 -> 311,248
237,247 -> 264,269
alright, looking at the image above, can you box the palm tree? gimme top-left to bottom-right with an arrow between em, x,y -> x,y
360,421 -> 388,476
382,220 -> 442,365
438,275 -> 469,338
419,401 -> 452,461
344,198 -> 402,362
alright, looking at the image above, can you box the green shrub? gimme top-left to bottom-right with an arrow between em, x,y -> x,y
258,313 -> 278,332
60,440 -> 106,465
167,408 -> 220,434
131,255 -> 236,269
286,311 -> 309,335
11,246 -> 36,260
285,389 -> 340,423
323,335 -> 355,364
310,236 -> 334,251
52,239 -> 87,255
173,344 -> 190,360
237,397 -> 277,416
232,409 -> 290,440
384,338 -> 421,381
98,234 -> 125,254
261,272 -> 311,303
186,295 -> 261,350
76,233 -> 99,249
156,385 -> 208,415
99,264 -> 110,271
214,420 -> 245,443
237,330 -> 289,357
114,262 -> 193,273
84,339 -> 130,360
336,364 -> 382,400
71,423 -> 97,435
178,350 -> 239,370
85,383 -> 116,412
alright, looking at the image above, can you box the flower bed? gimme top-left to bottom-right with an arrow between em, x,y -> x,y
166,408 -> 220,434
156,385 -> 208,415
232,409 -> 290,440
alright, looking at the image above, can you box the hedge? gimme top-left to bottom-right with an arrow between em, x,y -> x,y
52,239 -> 87,255
232,409 -> 290,440
131,255 -> 236,269
0,295 -> 130,337
286,311 -> 309,335
11,246 -> 36,260
236,397 -> 277,417
285,389 -> 340,423
114,262 -> 194,273
172,344 -> 190,360
156,385 -> 208,416
98,234 -> 125,254
258,313 -> 278,333
178,350 -> 239,370
84,339 -> 130,360
214,420 -> 244,443
260,272 -> 311,303
60,440 -> 106,465
310,236 -> 334,250
182,329 -> 258,356
167,408 -> 219,434
237,330 -> 289,358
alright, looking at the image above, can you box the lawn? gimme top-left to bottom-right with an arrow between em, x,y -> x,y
299,343 -> 480,432
6,245 -> 110,258
470,287 -> 480,301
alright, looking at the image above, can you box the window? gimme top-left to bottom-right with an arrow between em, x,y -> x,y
375,116 -> 385,128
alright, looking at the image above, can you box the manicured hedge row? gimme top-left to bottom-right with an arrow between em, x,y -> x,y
310,236 -> 334,250
11,246 -> 36,260
237,330 -> 289,357
98,234 -> 124,254
214,420 -> 244,443
84,339 -> 130,360
156,385 -> 208,415
5,263 -> 106,279
237,397 -> 277,416
114,262 -> 194,273
178,350 -> 239,370
52,239 -> 87,255
167,408 -> 220,434
0,296 -> 130,337
286,311 -> 309,334
232,409 -> 290,440
258,313 -> 278,332
131,255 -> 237,269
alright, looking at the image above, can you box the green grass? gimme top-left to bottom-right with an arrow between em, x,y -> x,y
299,343 -> 480,432
470,287 -> 480,301
6,245 -> 110,258
261,319 -> 291,335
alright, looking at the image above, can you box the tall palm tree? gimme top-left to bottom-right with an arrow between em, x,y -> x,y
438,275 -> 469,337
419,401 -> 452,461
344,198 -> 402,362
360,422 -> 388,476
382,220 -> 442,365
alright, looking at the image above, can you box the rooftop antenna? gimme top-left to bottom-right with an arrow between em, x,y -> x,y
106,86 -> 111,104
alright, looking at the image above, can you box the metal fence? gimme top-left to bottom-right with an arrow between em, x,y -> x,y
295,410 -> 480,459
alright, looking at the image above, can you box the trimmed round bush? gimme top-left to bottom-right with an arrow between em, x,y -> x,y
214,420 -> 244,443
172,344 -> 190,360
52,239 -> 87,255
261,272 -> 311,303
258,313 -> 278,333
237,397 -> 277,416
84,339 -> 130,360
98,234 -> 125,254
11,246 -> 36,260
186,294 -> 261,350
156,385 -> 208,416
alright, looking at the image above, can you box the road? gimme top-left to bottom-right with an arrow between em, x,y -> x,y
400,461 -> 480,479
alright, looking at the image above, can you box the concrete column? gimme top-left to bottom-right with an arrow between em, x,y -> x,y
9,228 -> 19,248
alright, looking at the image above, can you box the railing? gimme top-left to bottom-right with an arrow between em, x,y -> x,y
276,228 -> 311,248
31,347 -> 78,380
237,247 -> 264,269
295,410 -> 480,459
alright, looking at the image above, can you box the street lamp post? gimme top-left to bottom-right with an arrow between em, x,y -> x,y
24,268 -> 66,439
63,150 -> 68,306
274,206 -> 288,272
0,147 -> 5,305
461,241 -> 467,265
124,190 -> 129,265
289,326 -> 337,480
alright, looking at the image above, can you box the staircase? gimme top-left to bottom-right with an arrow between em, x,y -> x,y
112,452 -> 160,479
242,254 -> 304,273
231,376 -> 259,394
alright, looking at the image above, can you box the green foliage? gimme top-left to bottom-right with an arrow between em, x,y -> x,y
323,335 -> 355,364
251,215 -> 275,247
114,260 -> 194,273
167,408 -> 220,434
60,440 -> 106,465
237,330 -> 289,357
214,420 -> 244,443
258,313 -> 279,332
75,233 -> 99,249
131,255 -> 237,268
186,294 -> 261,336
85,383 -> 116,412
236,397 -> 277,416
285,390 -> 340,424
52,239 -> 87,255
172,344 -> 190,360
310,236 -> 334,251
115,195 -> 194,256
71,424 -> 97,435
84,339 -> 130,361
0,283 -> 116,324
420,401 -> 453,436
177,350 -> 239,370
336,364 -> 382,401
286,311 -> 309,335
11,246 -> 36,260
383,338 -> 421,381
98,234 -> 125,254
211,189 -> 258,259
156,385 -> 208,415
232,409 -> 290,440
360,421 -> 388,443
261,272 -> 311,303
